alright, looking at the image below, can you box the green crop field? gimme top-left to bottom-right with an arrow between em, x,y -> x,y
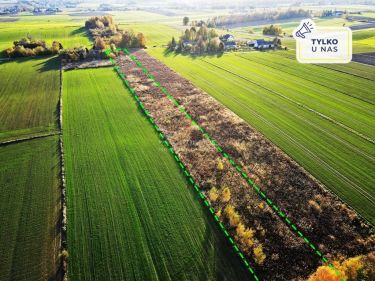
148,47 -> 375,224
0,56 -> 60,142
271,49 -> 375,80
63,68 -> 249,281
0,136 -> 60,281
0,15 -> 91,53
118,23 -> 179,46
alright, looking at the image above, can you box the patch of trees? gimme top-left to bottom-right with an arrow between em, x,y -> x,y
4,36 -> 63,57
190,20 -> 213,28
109,30 -> 146,49
263,25 -> 283,36
85,16 -> 118,38
207,9 -> 311,27
85,15 -> 146,50
168,25 -> 223,54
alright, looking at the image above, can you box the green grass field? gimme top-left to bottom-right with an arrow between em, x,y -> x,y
0,15 -> 91,53
63,68 -> 249,281
271,49 -> 375,80
148,47 -> 375,224
0,136 -> 60,281
0,56 -> 60,142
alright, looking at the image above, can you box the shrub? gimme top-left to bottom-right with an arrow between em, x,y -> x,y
221,187 -> 231,203
342,256 -> 363,280
224,204 -> 240,227
308,254 -> 375,281
61,250 -> 69,259
208,187 -> 219,202
216,208 -> 222,218
263,24 -> 283,36
136,33 -> 146,48
217,160 -> 224,171
253,245 -> 266,265
307,265 -> 343,281
95,37 -> 106,50
51,41 -> 63,54
308,200 -> 322,214
236,223 -> 254,251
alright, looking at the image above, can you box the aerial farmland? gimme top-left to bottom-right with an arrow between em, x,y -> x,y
0,1 -> 374,281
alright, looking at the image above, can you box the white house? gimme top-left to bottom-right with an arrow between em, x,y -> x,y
220,34 -> 235,42
253,39 -> 274,49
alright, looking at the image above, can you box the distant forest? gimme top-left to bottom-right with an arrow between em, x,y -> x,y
206,9 -> 311,27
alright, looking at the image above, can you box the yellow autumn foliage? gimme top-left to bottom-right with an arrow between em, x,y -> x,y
217,161 -> 224,171
236,223 -> 255,251
221,187 -> 231,203
253,245 -> 266,265
208,187 -> 219,202
224,204 -> 240,227
308,254 -> 370,281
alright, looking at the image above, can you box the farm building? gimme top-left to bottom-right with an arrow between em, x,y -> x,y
220,33 -> 237,50
223,41 -> 237,50
252,39 -> 274,49
333,10 -> 345,16
220,34 -> 235,42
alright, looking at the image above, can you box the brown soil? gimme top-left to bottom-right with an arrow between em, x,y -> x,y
115,49 -> 374,281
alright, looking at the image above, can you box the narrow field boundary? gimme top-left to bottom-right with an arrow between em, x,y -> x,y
0,132 -> 59,146
104,49 -> 260,281
58,62 -> 68,281
117,48 -> 348,281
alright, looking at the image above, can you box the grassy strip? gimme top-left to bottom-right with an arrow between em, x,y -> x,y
122,48 -> 348,281
63,67 -> 250,281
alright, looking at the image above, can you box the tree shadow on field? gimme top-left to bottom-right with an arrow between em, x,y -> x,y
69,26 -> 87,36
0,55 -> 60,72
33,56 -> 60,72
69,26 -> 92,43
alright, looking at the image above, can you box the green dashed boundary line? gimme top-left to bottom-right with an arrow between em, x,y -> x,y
105,49 -> 259,281
114,48 -> 347,281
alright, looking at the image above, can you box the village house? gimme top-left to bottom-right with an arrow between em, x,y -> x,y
220,33 -> 237,50
223,41 -> 237,50
220,34 -> 235,42
249,39 -> 274,49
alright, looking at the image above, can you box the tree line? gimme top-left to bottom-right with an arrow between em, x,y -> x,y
206,9 -> 311,27
4,37 -> 63,57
